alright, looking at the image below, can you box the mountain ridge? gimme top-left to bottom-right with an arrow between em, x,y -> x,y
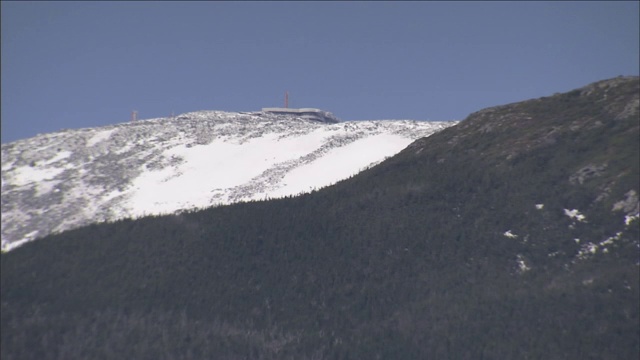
1,111 -> 454,251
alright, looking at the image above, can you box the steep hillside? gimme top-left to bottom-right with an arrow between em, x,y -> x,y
360,75 -> 639,272
2,77 -> 638,359
1,111 -> 453,251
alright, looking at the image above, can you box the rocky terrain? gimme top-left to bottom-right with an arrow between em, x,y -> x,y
1,111 -> 454,251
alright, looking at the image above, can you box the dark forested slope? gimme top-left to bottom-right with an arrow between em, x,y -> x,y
2,76 -> 639,359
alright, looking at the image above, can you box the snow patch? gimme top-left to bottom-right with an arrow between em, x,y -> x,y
41,150 -> 72,166
102,188 -> 126,203
271,133 -> 410,198
2,161 -> 15,171
576,243 -> 598,260
535,204 -> 544,210
125,132 -> 328,217
125,131 -> 422,217
503,230 -> 518,239
516,254 -> 530,273
600,232 -> 623,247
564,209 -> 586,222
625,213 -> 639,226
574,231 -> 626,261
11,165 -> 65,186
35,180 -> 61,197
86,129 -> 116,147
114,143 -> 135,155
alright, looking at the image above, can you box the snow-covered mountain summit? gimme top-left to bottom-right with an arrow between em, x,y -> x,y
2,110 -> 456,251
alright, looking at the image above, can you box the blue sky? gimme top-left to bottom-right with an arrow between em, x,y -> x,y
2,1 -> 638,143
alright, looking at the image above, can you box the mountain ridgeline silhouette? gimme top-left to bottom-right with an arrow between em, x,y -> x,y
2,76 -> 639,359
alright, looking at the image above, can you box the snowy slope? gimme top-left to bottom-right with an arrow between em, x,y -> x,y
1,110 -> 455,251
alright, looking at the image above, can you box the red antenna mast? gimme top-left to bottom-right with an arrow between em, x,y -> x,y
285,91 -> 289,108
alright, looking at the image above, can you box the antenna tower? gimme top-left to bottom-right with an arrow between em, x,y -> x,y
285,91 -> 289,108
131,110 -> 138,122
